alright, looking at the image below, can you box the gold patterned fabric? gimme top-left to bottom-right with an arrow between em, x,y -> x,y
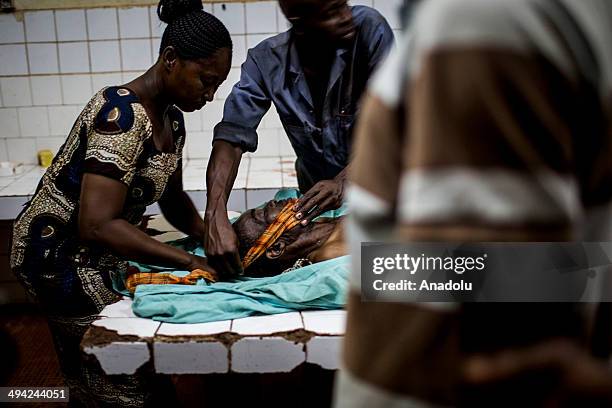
9,86 -> 185,406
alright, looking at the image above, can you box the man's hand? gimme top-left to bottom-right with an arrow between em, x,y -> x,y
294,173 -> 345,225
203,210 -> 243,278
463,339 -> 612,405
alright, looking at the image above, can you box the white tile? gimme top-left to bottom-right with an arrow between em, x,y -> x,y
231,337 -> 305,373
350,0 -> 373,6
203,4 -> 213,13
248,170 -> 282,189
30,75 -> 62,105
83,342 -> 150,375
48,105 -> 80,136
27,43 -> 59,74
262,108 -> 282,129
306,336 -> 342,370
213,3 -> 245,35
231,312 -> 303,335
201,99 -> 224,130
186,131 -> 213,159
6,138 -> 36,164
0,108 -> 19,138
149,5 -> 167,38
99,298 -> 136,318
36,137 -> 64,154
0,139 -> 7,161
279,133 -> 295,156
121,71 -> 143,83
301,310 -> 346,335
246,188 -> 277,208
215,67 -> 239,100
118,7 -> 150,38
18,107 -> 49,137
183,111 -> 201,132
56,9 -> 87,41
58,42 -> 90,73
61,75 -> 92,105
0,13 -> 25,43
0,45 -> 28,75
373,0 -> 403,30
246,34 -> 270,50
246,2 -> 277,34
154,341 -> 229,374
86,8 -> 118,40
255,129 -> 280,157
151,37 -> 161,60
249,157 -> 282,170
230,35 -> 246,68
91,72 -> 123,91
0,77 -> 31,107
92,316 -> 160,337
276,4 -> 291,32
90,41 -> 121,72
157,320 -> 231,336
24,11 -> 56,42
121,39 -> 152,71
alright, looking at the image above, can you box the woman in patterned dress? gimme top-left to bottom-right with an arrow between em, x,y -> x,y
9,0 -> 232,405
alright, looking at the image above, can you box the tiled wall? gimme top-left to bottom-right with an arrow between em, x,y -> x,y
0,0 -> 402,164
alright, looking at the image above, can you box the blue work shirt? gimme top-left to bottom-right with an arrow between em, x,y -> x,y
214,6 -> 394,184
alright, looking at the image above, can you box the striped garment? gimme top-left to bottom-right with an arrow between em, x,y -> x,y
242,199 -> 301,269
125,268 -> 218,294
337,0 -> 612,406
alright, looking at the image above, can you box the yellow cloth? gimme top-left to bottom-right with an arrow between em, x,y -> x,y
242,200 -> 301,269
125,268 -> 217,294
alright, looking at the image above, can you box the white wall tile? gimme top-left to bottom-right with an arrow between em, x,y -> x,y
18,107 -> 49,137
121,71 -> 143,83
27,43 -> 59,74
0,108 -> 20,138
215,67 -> 239,100
91,72 -> 123,91
373,0 -> 402,29
279,132 -> 295,156
183,111 -> 201,132
0,14 -> 25,43
0,77 -> 32,107
86,8 -> 118,40
48,105 -> 81,136
118,7 -> 150,39
58,42 -> 90,73
350,0 -> 374,6
121,39 -> 152,71
0,139 -> 7,161
61,74 -> 92,105
246,34 -> 270,50
186,131 -> 213,159
31,75 -> 62,105
276,5 -> 291,32
201,99 -> 224,130
24,11 -> 56,42
151,38 -> 161,61
231,338 -> 305,373
246,2 -> 277,34
256,129 -> 280,156
231,312 -> 302,335
56,10 -> 87,41
36,137 -> 64,154
0,45 -> 28,76
154,341 -> 229,374
149,6 -> 167,38
90,41 -> 121,72
6,138 -> 36,164
213,3 -> 245,35
230,35 -> 246,68
306,336 -> 342,370
202,4 -> 213,13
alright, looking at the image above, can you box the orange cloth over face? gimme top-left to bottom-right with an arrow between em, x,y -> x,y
125,268 -> 217,294
242,199 -> 301,269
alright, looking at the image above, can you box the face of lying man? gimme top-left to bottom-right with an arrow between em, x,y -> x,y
232,199 -> 321,277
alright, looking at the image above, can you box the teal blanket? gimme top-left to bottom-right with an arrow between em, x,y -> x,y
132,256 -> 349,323
118,188 -> 349,323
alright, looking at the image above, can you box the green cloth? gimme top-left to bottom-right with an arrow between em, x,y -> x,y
132,256 -> 349,323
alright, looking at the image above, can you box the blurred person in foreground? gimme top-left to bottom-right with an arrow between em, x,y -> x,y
334,0 -> 612,406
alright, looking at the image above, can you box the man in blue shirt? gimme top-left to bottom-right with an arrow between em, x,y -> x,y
203,0 -> 394,275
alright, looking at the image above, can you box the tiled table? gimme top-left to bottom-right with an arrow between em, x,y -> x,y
0,156 -> 299,219
82,299 -> 346,375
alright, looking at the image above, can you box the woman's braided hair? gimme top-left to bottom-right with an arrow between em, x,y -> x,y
157,0 -> 232,59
